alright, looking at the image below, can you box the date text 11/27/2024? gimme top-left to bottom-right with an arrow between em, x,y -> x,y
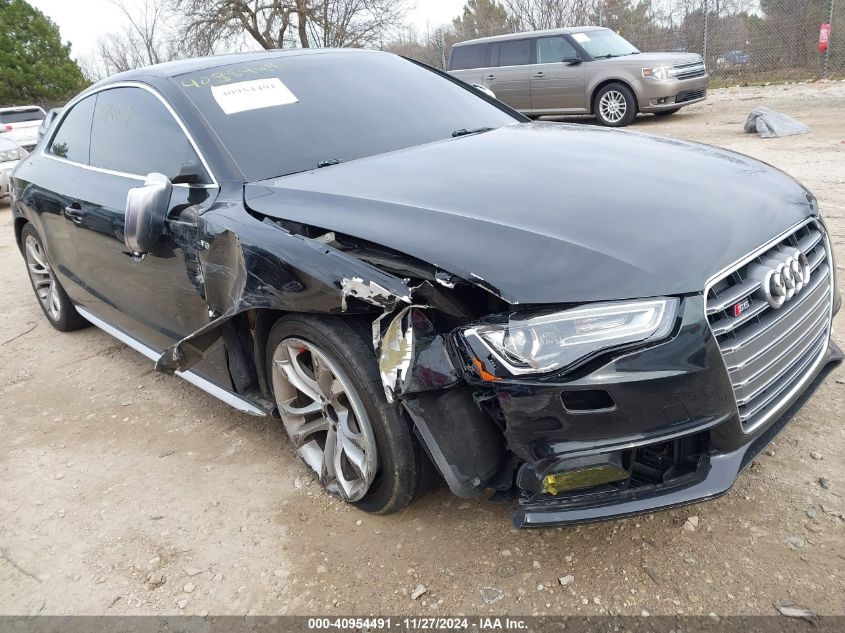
306,617 -> 529,630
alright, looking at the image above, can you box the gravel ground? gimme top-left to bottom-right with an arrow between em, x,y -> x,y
1,82 -> 844,618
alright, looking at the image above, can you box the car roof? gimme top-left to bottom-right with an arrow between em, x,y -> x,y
92,48 -> 383,87
453,26 -> 608,47
0,105 -> 45,113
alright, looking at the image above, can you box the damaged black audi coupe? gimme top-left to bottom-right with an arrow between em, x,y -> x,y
11,49 -> 842,527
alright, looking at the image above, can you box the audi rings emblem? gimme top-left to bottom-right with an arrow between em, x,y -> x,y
749,249 -> 811,309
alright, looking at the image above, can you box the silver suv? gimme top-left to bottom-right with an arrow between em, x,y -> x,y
448,26 -> 709,127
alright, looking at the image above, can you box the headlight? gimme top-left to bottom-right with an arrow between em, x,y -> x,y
464,298 -> 679,376
642,66 -> 678,80
0,148 -> 23,161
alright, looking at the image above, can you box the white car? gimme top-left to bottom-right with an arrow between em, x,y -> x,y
0,105 -> 47,152
0,136 -> 26,200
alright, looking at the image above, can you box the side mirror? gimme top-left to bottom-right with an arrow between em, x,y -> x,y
37,110 -> 59,142
471,83 -> 497,99
171,158 -> 206,185
564,56 -> 583,65
124,172 -> 172,254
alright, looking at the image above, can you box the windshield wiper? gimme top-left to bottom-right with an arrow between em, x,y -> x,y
317,158 -> 342,168
451,126 -> 494,138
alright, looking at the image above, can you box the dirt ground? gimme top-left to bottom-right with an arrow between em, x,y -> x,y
1,82 -> 844,618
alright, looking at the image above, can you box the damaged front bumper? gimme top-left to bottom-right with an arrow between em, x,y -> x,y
513,342 -> 841,527
394,295 -> 842,528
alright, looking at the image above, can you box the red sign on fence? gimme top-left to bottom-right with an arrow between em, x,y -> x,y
819,23 -> 831,53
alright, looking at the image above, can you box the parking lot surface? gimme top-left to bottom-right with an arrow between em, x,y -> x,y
1,81 -> 844,617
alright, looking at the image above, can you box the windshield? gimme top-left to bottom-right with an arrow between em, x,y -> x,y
176,52 -> 519,182
574,30 -> 640,58
0,108 -> 46,124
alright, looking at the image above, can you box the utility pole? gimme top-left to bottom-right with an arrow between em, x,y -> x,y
703,0 -> 709,64
437,28 -> 447,71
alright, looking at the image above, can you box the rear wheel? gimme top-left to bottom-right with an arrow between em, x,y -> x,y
266,314 -> 437,514
21,224 -> 87,332
655,108 -> 681,117
594,83 -> 637,127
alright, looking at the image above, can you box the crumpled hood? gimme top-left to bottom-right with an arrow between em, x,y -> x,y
245,122 -> 813,304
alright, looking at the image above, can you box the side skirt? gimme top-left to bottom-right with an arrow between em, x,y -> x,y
76,306 -> 267,417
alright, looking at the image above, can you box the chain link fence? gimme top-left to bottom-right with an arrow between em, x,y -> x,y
597,0 -> 840,84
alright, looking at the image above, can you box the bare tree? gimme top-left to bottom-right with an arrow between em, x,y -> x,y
383,25 -> 446,68
175,0 -> 407,51
84,0 -> 215,79
174,0 -> 306,50
308,0 -> 409,48
502,0 -> 594,30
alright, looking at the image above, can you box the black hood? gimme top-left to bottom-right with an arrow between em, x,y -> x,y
244,122 -> 814,304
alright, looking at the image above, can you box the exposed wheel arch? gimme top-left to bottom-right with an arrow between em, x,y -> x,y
590,78 -> 639,115
251,308 -> 378,406
252,308 -> 287,403
14,217 -> 28,252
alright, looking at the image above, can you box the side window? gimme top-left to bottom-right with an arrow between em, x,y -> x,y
89,87 -> 205,181
497,39 -> 531,67
537,36 -> 577,64
449,44 -> 488,71
49,95 -> 96,163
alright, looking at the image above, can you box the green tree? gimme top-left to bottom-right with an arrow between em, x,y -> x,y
0,0 -> 86,105
452,0 -> 512,41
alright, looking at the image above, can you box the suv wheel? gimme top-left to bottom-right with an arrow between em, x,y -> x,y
594,83 -> 637,127
266,314 -> 437,514
21,224 -> 87,332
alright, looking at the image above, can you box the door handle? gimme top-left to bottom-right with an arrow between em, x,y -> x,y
532,72 -> 545,78
486,74 -> 495,80
64,203 -> 87,223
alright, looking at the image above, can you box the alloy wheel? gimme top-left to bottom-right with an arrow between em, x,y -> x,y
271,338 -> 378,502
24,235 -> 61,321
599,90 -> 627,124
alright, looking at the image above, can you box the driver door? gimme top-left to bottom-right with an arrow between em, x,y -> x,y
56,86 -> 216,353
530,35 -> 587,113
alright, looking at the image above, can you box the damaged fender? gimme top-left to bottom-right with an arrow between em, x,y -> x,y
377,305 -> 505,498
156,211 -> 413,374
158,204 -> 510,501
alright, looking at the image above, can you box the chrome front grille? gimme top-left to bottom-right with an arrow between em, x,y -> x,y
705,220 -> 833,431
674,62 -> 706,79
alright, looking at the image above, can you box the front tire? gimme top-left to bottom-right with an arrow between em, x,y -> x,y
21,224 -> 87,332
594,83 -> 638,127
266,314 -> 436,514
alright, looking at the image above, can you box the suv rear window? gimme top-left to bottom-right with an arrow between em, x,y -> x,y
0,108 -> 46,124
449,44 -> 488,70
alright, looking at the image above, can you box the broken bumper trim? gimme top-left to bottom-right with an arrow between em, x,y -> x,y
512,340 -> 842,528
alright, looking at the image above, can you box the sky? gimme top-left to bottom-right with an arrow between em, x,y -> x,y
29,0 -> 467,62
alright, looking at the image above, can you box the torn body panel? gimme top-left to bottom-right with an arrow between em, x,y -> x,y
155,207 -> 415,374
155,203 -> 512,501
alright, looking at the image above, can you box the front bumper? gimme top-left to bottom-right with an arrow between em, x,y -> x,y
514,339 -> 842,527
0,160 -> 17,199
638,74 -> 709,112
451,294 -> 842,528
